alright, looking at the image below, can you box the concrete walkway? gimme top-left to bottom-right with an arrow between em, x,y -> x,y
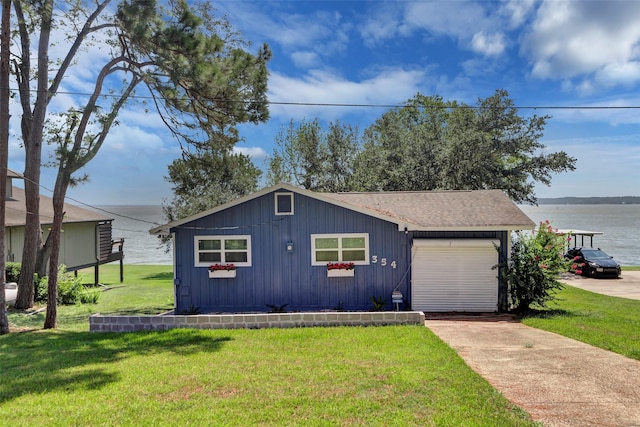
559,270 -> 640,300
425,317 -> 640,426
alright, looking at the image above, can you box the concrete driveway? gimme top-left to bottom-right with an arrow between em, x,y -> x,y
425,318 -> 640,426
559,270 -> 640,300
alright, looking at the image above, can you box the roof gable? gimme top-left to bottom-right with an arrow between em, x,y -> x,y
151,184 -> 534,235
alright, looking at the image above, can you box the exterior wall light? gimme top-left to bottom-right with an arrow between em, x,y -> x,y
286,242 -> 294,253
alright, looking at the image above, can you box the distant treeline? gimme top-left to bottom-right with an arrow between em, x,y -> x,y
538,196 -> 640,205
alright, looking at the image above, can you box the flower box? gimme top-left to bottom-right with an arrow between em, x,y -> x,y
327,268 -> 354,278
209,269 -> 236,279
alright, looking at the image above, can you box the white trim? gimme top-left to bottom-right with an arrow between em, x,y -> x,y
411,239 -> 500,312
209,269 -> 237,279
150,183 -> 535,235
310,233 -> 370,266
194,235 -> 252,267
274,192 -> 294,216
327,269 -> 355,278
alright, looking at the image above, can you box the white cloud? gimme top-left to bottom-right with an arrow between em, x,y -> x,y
234,146 -> 268,160
402,2 -> 491,39
291,51 -> 321,69
471,32 -> 505,56
500,0 -> 536,28
522,0 -> 640,89
267,68 -> 427,120
359,3 -> 404,47
102,125 -> 168,154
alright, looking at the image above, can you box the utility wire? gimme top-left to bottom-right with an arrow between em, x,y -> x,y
2,166 -> 163,226
6,87 -> 640,110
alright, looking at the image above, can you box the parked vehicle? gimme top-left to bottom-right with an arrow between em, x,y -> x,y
566,247 -> 621,278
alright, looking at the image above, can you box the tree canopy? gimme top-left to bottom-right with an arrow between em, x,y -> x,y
266,118 -> 359,192
269,90 -> 576,204
163,145 -> 262,225
9,0 -> 271,326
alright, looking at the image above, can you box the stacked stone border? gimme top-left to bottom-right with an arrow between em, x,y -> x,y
90,311 -> 425,332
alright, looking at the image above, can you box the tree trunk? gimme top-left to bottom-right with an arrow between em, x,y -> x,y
35,233 -> 53,278
14,0 -> 53,310
14,178 -> 41,309
43,172 -> 69,329
0,0 -> 12,335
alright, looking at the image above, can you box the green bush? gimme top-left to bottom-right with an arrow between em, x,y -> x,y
5,262 -> 21,282
35,275 -> 48,304
79,286 -> 101,304
499,221 -> 571,313
34,265 -> 99,305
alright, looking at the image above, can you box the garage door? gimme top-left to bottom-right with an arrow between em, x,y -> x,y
412,239 -> 500,312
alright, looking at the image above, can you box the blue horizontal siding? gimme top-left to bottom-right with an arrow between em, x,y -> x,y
172,190 -> 410,313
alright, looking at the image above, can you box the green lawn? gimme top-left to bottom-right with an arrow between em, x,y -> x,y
2,265 -> 536,426
7,265 -> 174,332
522,284 -> 640,360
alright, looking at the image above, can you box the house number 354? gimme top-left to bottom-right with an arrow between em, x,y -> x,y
371,256 -> 397,268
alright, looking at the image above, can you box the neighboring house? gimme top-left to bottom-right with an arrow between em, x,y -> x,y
5,170 -> 124,283
151,183 -> 535,314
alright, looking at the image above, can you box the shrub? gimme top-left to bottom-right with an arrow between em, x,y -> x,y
79,287 -> 102,304
35,275 -> 48,304
5,262 -> 21,282
499,220 -> 571,313
56,265 -> 84,305
34,265 -> 98,305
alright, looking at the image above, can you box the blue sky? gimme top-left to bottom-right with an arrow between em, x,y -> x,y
8,0 -> 640,206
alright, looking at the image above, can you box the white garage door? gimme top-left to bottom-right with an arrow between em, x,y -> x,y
412,239 -> 500,312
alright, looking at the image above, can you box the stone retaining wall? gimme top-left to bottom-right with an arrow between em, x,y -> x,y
89,311 -> 425,332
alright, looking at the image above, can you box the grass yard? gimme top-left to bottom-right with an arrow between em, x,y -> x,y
7,265 -> 174,332
1,265 -> 536,426
522,284 -> 640,360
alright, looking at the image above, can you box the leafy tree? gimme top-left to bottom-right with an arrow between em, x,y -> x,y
353,90 -> 576,204
498,221 -> 571,313
266,119 -> 360,192
352,94 -> 445,191
10,0 -> 270,326
163,145 -> 262,225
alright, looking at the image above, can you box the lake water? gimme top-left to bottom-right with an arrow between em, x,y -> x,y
519,204 -> 640,266
91,205 -> 173,266
95,204 -> 640,267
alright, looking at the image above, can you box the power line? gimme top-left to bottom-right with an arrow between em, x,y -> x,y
3,166 -> 163,226
8,87 -> 640,110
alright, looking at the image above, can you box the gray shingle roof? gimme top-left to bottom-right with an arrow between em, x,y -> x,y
150,184 -> 535,235
324,189 -> 535,230
6,186 -> 110,227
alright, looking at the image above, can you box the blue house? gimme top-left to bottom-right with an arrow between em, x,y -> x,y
151,184 -> 534,314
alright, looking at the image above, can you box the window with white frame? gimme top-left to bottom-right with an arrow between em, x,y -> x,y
275,192 -> 294,215
310,233 -> 369,266
194,236 -> 252,267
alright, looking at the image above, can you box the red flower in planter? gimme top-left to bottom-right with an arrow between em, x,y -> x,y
327,262 -> 355,271
209,264 -> 236,272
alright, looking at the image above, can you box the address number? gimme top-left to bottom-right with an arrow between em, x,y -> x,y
371,256 -> 397,268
